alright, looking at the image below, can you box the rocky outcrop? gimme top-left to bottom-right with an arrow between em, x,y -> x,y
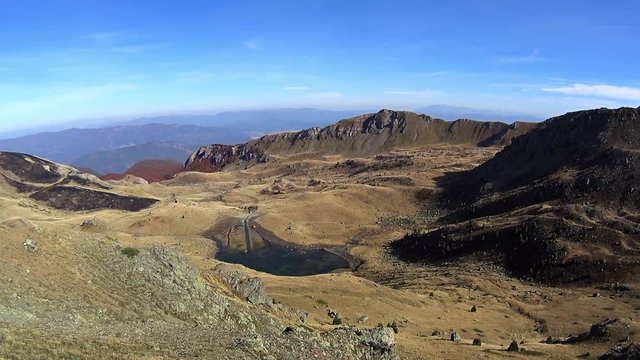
184,144 -> 266,172
214,263 -> 271,305
183,109 -> 537,173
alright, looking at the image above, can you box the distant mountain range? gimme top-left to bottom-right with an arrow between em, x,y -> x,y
0,124 -> 241,174
415,105 -> 542,122
72,141 -> 193,174
0,106 -> 540,174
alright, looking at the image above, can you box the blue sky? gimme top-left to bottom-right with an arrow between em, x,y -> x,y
1,0 -> 639,131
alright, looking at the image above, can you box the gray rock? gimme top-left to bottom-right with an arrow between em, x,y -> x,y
450,330 -> 461,342
297,310 -> 308,323
359,326 -> 396,354
23,239 -> 37,252
599,342 -> 640,359
507,340 -> 519,352
214,264 -> 270,305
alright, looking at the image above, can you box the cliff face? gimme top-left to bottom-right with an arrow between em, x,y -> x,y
184,109 -> 536,172
184,144 -> 266,172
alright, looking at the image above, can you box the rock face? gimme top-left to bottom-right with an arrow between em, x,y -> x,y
392,107 -> 640,284
183,109 -> 536,173
184,144 -> 266,172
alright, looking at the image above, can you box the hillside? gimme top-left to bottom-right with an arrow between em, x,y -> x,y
101,159 -> 183,183
392,107 -> 640,284
74,142 -> 192,174
184,109 -> 537,172
0,151 -> 159,211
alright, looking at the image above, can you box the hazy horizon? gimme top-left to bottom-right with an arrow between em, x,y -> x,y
1,0 -> 639,132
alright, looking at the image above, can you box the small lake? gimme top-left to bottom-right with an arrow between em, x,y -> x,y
215,242 -> 351,276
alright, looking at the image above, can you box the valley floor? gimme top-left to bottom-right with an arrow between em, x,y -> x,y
1,144 -> 638,359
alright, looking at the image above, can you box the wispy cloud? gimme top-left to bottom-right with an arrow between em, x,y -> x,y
283,86 -> 309,91
301,91 -> 343,100
177,71 -> 218,84
541,83 -> 640,101
81,32 -> 122,41
243,40 -> 259,50
416,71 -> 448,77
383,90 -> 437,96
493,49 -> 549,65
111,43 -> 166,54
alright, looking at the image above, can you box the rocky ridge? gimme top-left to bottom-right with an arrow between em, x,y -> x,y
184,109 -> 536,172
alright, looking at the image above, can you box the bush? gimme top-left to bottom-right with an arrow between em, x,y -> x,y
121,247 -> 140,258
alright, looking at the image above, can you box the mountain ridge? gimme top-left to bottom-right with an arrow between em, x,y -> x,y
184,109 -> 537,172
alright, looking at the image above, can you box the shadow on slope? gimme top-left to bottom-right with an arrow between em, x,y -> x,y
392,107 -> 640,284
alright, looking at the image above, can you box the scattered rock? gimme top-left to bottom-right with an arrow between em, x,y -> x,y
599,283 -> 632,292
507,340 -> 519,352
282,326 -> 296,335
332,313 -> 343,325
599,342 -> 640,359
297,310 -> 308,323
358,325 -> 396,354
23,238 -> 37,252
470,305 -> 477,312
473,338 -> 482,346
387,321 -> 399,334
450,331 -> 461,342
432,330 -> 443,337
591,318 -> 618,337
545,336 -> 562,344
327,309 -> 337,319
358,315 -> 369,324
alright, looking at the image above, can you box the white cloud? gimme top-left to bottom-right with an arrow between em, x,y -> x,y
283,86 -> 309,91
243,40 -> 259,50
541,83 -> 640,101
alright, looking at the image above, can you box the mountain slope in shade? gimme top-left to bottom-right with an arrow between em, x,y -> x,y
101,159 -> 183,183
392,107 -> 640,284
121,108 -> 364,131
73,141 -> 193,175
184,109 -> 537,172
0,151 -> 158,211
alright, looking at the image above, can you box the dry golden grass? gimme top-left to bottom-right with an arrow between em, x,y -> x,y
0,144 -> 638,359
